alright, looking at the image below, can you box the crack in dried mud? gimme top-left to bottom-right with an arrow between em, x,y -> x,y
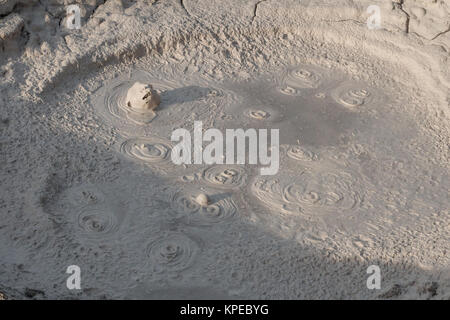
397,0 -> 410,34
431,26 -> 450,41
180,0 -> 191,17
252,0 -> 267,24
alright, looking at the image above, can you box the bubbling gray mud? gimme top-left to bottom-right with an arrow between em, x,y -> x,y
118,136 -> 200,176
1,0 -> 449,300
331,82 -> 374,109
92,69 -> 242,137
94,63 -> 398,240
201,165 -> 249,189
171,188 -> 237,226
242,105 -> 284,124
105,82 -> 157,125
46,183 -> 133,249
219,66 -> 390,147
101,71 -> 175,123
43,60 -> 436,299
285,144 -> 320,162
145,232 -> 201,274
76,206 -> 119,240
64,184 -> 106,207
249,164 -> 367,218
120,137 -> 172,165
278,65 -> 324,95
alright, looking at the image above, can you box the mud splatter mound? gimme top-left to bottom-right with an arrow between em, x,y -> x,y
0,0 -> 449,300
126,82 -> 161,111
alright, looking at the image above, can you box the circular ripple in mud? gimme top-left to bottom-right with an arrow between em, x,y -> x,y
286,145 -> 319,162
120,137 -> 171,165
251,170 -> 364,216
146,232 -> 200,273
94,69 -> 243,134
246,109 -> 270,120
278,65 -> 323,96
104,81 -> 160,125
277,85 -> 303,96
242,106 -> 283,124
288,67 -> 322,88
202,166 -> 248,189
65,184 -> 105,207
331,83 -> 373,109
171,191 -> 237,226
76,207 -> 119,240
93,72 -> 177,132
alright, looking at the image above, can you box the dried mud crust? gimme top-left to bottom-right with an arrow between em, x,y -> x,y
0,0 -> 449,299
